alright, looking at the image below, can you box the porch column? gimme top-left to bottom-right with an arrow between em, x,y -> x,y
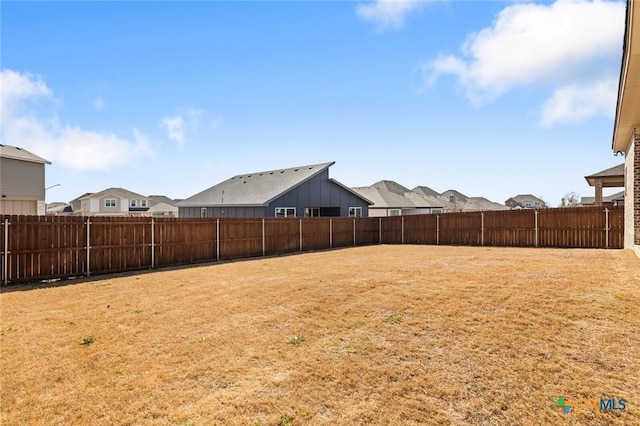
594,179 -> 603,206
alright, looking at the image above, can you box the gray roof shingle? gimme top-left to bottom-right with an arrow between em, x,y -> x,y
0,144 -> 51,164
178,162 -> 338,207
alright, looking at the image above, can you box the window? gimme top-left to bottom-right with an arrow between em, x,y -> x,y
305,207 -> 320,217
130,199 -> 137,207
431,208 -> 443,214
200,208 -> 207,218
348,207 -> 362,217
105,199 -> 116,207
389,209 -> 401,216
140,200 -> 148,207
275,207 -> 296,217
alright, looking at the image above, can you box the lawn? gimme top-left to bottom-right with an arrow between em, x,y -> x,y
1,245 -> 639,425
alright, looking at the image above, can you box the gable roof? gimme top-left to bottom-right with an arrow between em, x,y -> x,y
178,162 -> 339,207
81,187 -> 147,200
0,144 -> 51,164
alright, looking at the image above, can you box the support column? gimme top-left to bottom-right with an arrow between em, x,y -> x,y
594,179 -> 603,206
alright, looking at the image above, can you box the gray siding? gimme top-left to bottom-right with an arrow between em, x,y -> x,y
178,169 -> 369,218
0,157 -> 45,200
267,170 -> 369,217
180,206 -> 267,218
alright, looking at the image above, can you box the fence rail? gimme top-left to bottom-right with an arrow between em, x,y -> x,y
0,206 -> 624,285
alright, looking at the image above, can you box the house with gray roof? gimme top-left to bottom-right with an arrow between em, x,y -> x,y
352,181 -> 428,217
73,188 -> 151,216
0,144 -> 51,215
69,189 -> 180,216
353,181 -> 506,216
505,194 -> 547,209
178,162 -> 372,218
580,190 -> 624,207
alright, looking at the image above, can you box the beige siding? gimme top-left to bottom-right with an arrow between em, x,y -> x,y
0,200 -> 37,215
0,157 -> 45,200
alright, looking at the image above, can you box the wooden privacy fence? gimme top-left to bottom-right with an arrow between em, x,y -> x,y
0,206 -> 624,285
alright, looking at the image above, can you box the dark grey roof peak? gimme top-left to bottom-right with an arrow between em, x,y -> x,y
178,162 -> 337,207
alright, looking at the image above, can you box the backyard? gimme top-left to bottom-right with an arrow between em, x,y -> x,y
1,245 -> 638,425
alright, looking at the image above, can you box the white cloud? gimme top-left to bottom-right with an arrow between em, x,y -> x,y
540,78 -> 618,126
160,107 -> 205,147
425,0 -> 624,122
356,0 -> 425,30
160,115 -> 186,146
0,69 -> 152,170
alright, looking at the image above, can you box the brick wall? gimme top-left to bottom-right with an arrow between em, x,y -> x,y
635,133 -> 640,245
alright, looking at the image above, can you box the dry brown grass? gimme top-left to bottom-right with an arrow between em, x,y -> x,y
1,245 -> 639,425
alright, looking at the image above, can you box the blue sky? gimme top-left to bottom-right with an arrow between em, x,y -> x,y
1,0 -> 626,206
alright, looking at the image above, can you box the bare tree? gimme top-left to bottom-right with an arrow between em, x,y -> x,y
559,192 -> 580,207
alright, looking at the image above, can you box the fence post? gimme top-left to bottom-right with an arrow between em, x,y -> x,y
151,218 -> 155,269
262,218 -> 266,256
534,210 -> 539,248
436,215 -> 440,245
329,218 -> 333,249
216,219 -> 220,262
401,216 -> 405,244
353,218 -> 356,246
300,219 -> 303,252
605,208 -> 610,249
481,212 -> 484,246
3,218 -> 8,286
86,218 -> 91,277
379,217 -> 382,244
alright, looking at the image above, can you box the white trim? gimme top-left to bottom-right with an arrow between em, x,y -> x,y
275,207 -> 296,217
348,207 -> 362,217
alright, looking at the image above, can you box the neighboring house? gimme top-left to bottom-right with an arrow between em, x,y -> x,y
352,182 -> 506,215
505,194 -> 547,209
580,191 -> 625,207
612,0 -> 640,255
46,202 -> 72,215
178,162 -> 372,218
456,197 -> 510,212
352,181 -> 442,216
74,188 -> 150,216
0,144 -> 51,215
147,202 -> 179,217
584,164 -> 624,206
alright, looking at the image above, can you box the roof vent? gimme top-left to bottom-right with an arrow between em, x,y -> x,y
294,168 -> 299,171
280,170 -> 284,173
